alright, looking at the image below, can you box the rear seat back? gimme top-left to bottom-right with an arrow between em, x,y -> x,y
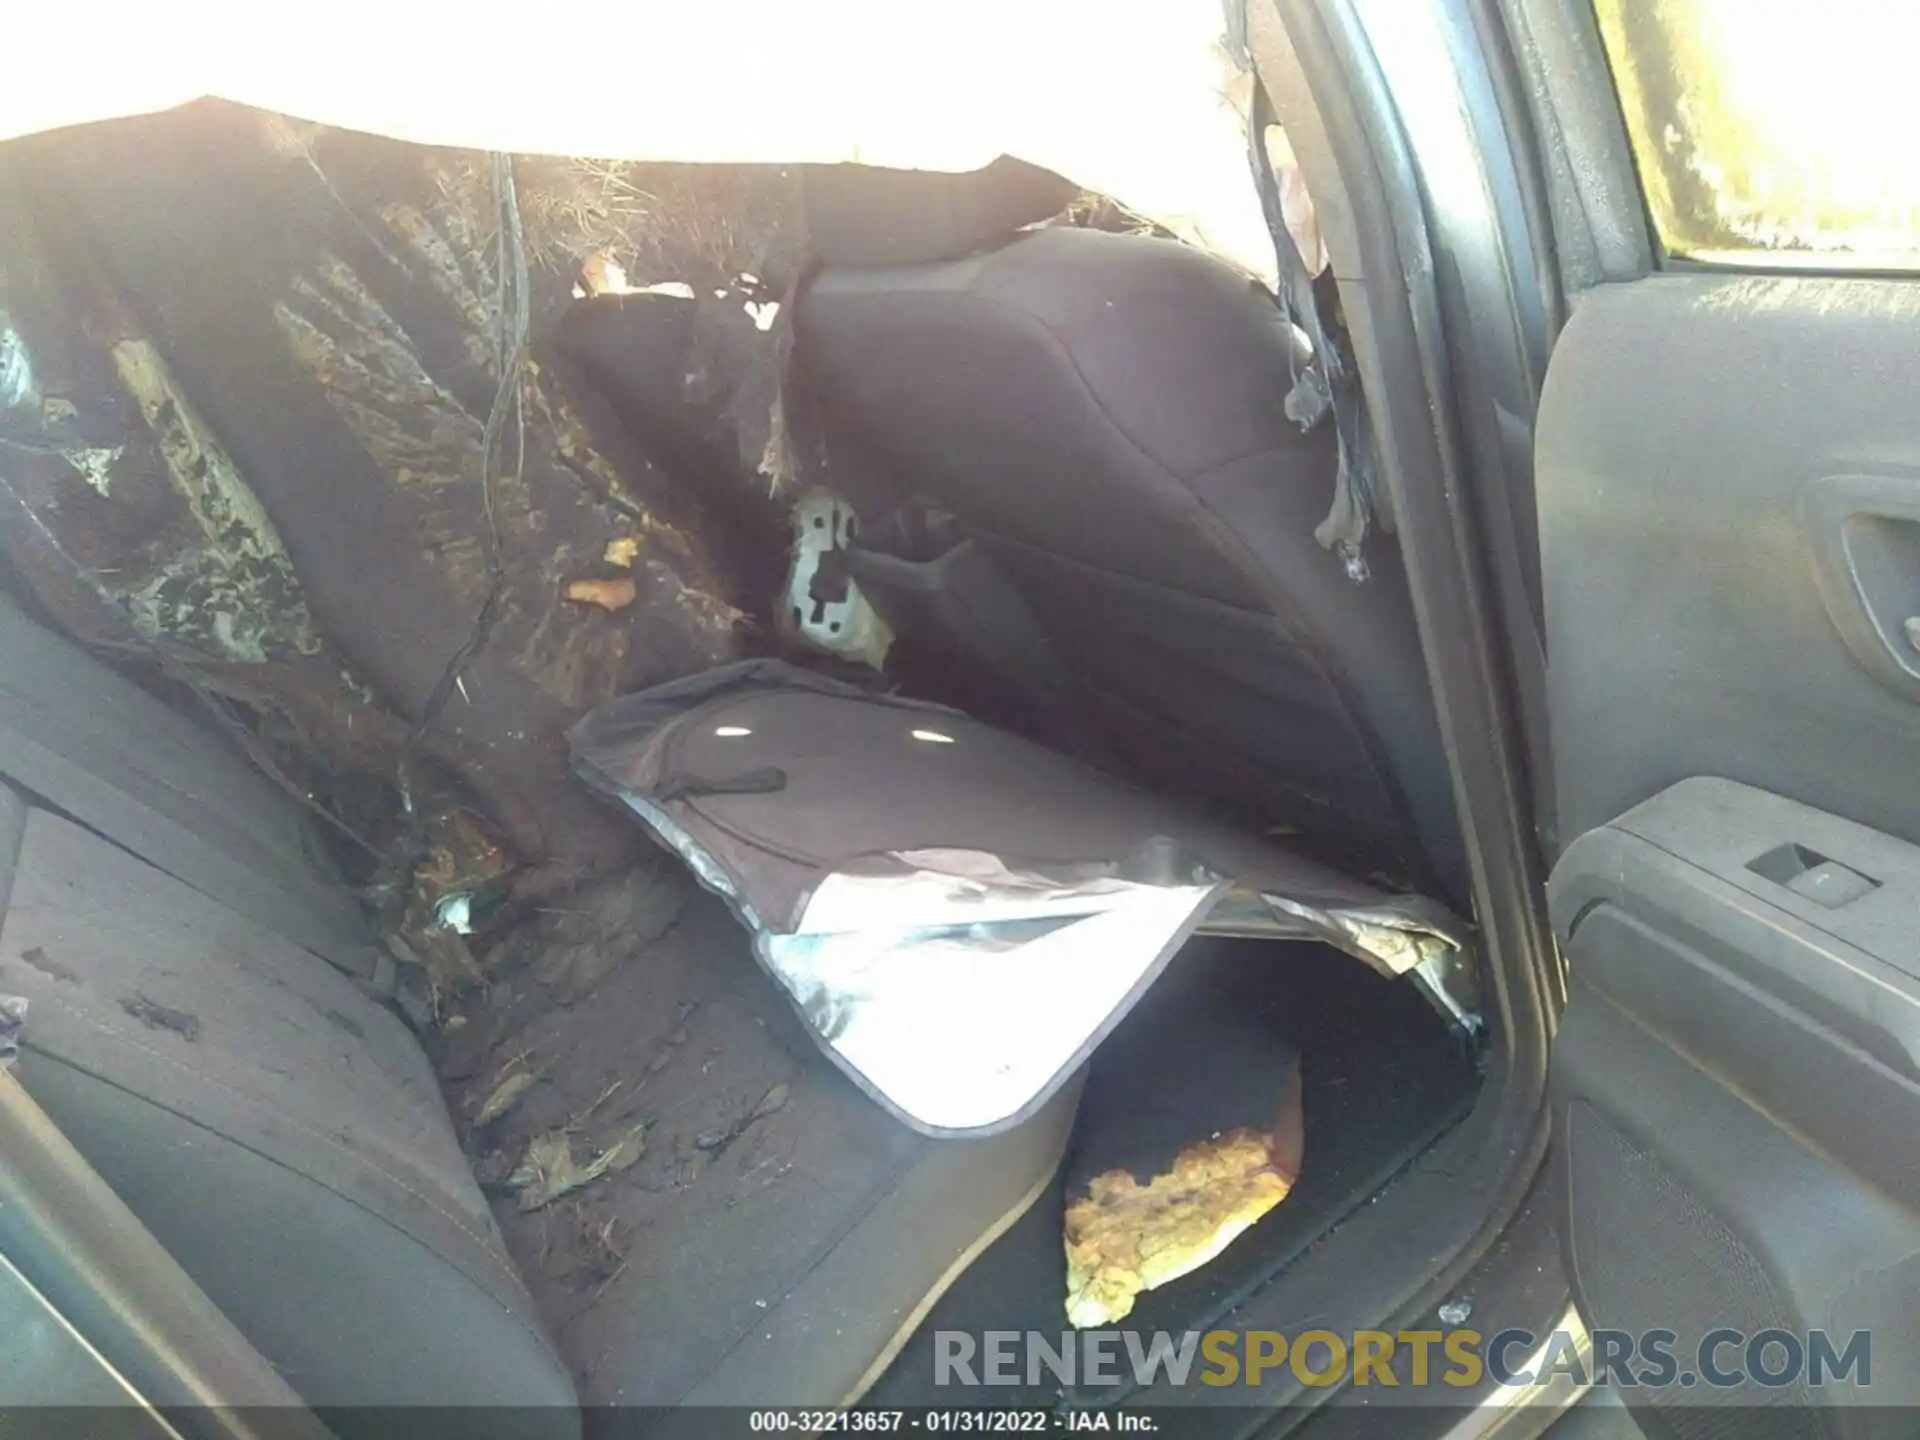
0,595 -> 377,980
799,227 -> 1465,897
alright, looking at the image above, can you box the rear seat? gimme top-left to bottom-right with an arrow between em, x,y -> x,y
0,607 -> 578,1435
0,594 -> 378,982
0,601 -> 1088,1428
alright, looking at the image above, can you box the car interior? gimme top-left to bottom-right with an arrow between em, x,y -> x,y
10,2 -> 1920,1439
0,65 -> 1491,1438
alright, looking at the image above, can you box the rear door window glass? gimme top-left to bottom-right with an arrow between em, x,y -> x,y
1594,0 -> 1920,267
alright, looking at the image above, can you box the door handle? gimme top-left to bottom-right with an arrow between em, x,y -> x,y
1803,474 -> 1920,702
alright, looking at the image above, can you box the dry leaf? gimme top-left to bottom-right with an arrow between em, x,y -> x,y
749,1082 -> 790,1121
473,1068 -> 537,1127
565,577 -> 637,613
603,537 -> 642,568
508,1120 -> 650,1211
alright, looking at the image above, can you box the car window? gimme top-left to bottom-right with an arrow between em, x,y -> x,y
1593,0 -> 1920,267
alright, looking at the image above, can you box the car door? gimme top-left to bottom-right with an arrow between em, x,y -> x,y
1526,2 -> 1920,1436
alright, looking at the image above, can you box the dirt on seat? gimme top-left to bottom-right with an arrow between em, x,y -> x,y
429,867 -> 839,1401
0,104 -> 806,991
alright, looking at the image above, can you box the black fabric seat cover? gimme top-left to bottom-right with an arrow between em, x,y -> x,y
572,661 -> 1420,940
570,661 -> 1464,1140
468,888 -> 1082,1416
0,602 -> 576,1433
0,612 -> 1083,1428
0,799 -> 578,1437
797,227 -> 1462,894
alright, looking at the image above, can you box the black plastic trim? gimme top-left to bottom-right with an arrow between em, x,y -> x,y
1197,0 -> 1562,1427
1283,0 -> 1559,1134
1490,0 -> 1657,290
1359,0 -> 1564,857
0,1070 -> 333,1438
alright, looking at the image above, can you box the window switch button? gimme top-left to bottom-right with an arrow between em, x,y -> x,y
1786,860 -> 1879,909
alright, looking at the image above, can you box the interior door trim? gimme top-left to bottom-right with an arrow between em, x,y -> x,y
1803,471 -> 1920,703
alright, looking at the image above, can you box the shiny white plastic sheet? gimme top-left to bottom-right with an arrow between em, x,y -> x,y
618,792 -> 1465,1133
766,859 -> 1225,1133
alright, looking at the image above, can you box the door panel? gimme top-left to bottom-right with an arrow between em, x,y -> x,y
1538,274 -> 1920,851
1539,275 -> 1920,1439
1548,781 -> 1920,1435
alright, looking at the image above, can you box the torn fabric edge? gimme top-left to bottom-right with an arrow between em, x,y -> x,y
1228,0 -> 1383,578
599,793 -> 1462,1137
1204,887 -> 1466,978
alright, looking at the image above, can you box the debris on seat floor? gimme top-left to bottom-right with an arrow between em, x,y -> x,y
506,1120 -> 651,1211
394,808 -> 519,994
472,1060 -> 540,1128
428,868 -> 810,1365
562,576 -> 640,614
1064,1057 -> 1304,1327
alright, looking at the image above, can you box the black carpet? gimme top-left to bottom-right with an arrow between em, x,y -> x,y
861,936 -> 1480,1409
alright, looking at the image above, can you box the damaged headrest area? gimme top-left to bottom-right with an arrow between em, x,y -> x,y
0,35 -> 1486,1418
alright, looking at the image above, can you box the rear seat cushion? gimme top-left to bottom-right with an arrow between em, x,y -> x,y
463,887 -> 1080,1414
0,799 -> 576,1434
